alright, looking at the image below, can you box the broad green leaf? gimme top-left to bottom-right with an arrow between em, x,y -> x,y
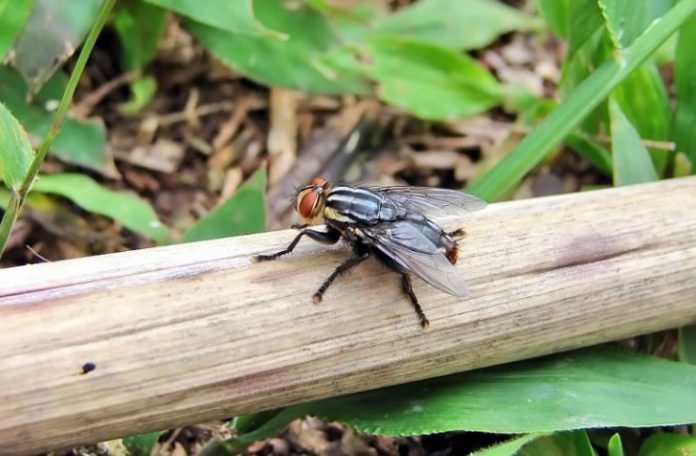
122,432 -> 162,456
0,101 -> 33,190
112,1 -> 166,70
373,0 -> 541,51
533,0 -> 569,37
559,0 -> 612,133
7,0 -> 102,92
187,1 -> 369,94
608,434 -> 625,456
334,36 -> 500,120
609,99 -> 658,186
674,10 -> 696,169
472,434 -> 543,456
31,173 -> 169,243
234,346 -> 696,443
639,433 -> 696,456
142,0 -> 276,37
0,0 -> 34,60
679,325 -> 696,365
611,63 -> 670,174
468,0 -> 696,201
566,0 -> 605,62
183,167 -> 266,242
0,67 -> 114,176
598,0 -> 674,49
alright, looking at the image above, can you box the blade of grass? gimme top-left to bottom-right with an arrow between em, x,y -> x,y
0,0 -> 117,259
674,10 -> 696,169
468,0 -> 696,201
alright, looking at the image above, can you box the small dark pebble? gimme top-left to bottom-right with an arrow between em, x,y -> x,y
81,362 -> 97,375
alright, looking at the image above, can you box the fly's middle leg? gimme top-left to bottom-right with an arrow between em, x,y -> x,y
313,247 -> 370,304
401,274 -> 430,329
254,228 -> 340,262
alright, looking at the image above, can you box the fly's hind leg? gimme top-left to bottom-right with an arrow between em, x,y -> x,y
448,228 -> 466,239
313,244 -> 370,304
401,274 -> 430,329
444,228 -> 466,265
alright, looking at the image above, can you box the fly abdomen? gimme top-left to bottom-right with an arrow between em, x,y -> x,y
405,215 -> 458,264
326,185 -> 404,224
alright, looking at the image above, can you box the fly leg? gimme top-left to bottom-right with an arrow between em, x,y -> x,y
448,228 -> 466,239
254,228 -> 340,262
443,228 -> 466,265
313,246 -> 370,304
401,274 -> 430,329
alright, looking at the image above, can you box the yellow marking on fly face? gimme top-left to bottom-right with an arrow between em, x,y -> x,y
323,206 -> 352,224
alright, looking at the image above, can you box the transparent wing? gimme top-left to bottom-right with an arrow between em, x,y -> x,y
365,185 -> 486,217
361,220 -> 470,297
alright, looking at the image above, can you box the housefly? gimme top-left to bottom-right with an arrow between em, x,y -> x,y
254,177 -> 486,328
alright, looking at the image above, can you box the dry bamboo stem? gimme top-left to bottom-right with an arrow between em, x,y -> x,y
2,177 -> 696,455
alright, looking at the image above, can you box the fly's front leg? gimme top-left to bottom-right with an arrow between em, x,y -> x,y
254,228 -> 340,262
401,274 -> 430,329
313,246 -> 370,304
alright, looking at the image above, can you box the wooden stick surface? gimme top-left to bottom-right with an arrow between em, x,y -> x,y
2,177 -> 696,454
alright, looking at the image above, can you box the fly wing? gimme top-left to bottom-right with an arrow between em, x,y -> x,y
361,220 -> 470,297
366,186 -> 486,217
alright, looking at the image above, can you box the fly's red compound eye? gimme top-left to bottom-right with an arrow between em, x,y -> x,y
310,176 -> 327,186
298,190 -> 319,219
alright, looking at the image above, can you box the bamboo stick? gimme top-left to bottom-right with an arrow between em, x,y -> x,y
1,177 -> 696,455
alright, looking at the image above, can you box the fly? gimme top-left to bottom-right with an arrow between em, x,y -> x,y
254,177 -> 486,328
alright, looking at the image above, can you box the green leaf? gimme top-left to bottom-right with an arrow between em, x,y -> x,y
0,0 -> 34,60
0,101 -> 33,190
559,0 -> 612,133
112,1 -> 166,70
608,434 -> 625,456
0,67 -> 115,176
533,0 -> 569,37
639,433 -> 696,456
468,0 -> 696,201
611,63 -> 670,174
187,1 -> 369,94
31,173 -> 169,243
118,76 -> 157,115
122,432 -> 162,456
234,346 -> 696,443
674,10 -> 696,170
609,98 -> 658,186
7,0 -> 103,92
598,0 -> 674,49
142,0 -> 277,37
337,36 -> 501,120
183,167 -> 266,242
373,0 -> 541,51
471,434 -> 544,456
678,325 -> 696,365
519,431 -> 596,456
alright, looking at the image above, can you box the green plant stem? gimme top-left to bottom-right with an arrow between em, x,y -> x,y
0,191 -> 21,258
468,0 -> 696,202
0,0 -> 116,259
